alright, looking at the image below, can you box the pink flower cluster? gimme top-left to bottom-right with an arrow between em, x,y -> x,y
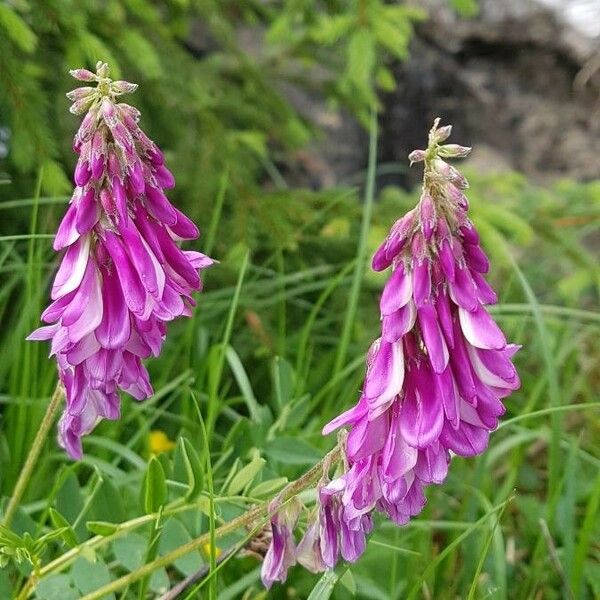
29,63 -> 212,458
261,120 -> 520,587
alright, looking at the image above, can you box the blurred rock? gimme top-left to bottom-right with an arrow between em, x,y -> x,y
384,0 -> 600,187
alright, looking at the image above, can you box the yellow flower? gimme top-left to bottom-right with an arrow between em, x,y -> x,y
202,542 -> 222,560
149,430 -> 176,455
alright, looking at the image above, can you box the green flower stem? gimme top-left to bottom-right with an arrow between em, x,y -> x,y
3,383 -> 64,528
76,445 -> 341,600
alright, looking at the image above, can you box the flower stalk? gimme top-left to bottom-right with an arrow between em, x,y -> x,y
2,383 -> 64,528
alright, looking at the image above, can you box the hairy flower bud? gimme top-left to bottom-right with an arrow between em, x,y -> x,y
438,144 -> 472,158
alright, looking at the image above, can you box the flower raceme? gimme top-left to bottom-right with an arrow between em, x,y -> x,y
261,120 -> 520,587
28,62 -> 213,458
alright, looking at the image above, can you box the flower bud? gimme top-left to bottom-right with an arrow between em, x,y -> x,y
66,87 -> 96,102
437,144 -> 471,159
96,61 -> 110,78
408,149 -> 426,164
432,124 -> 452,143
112,80 -> 139,95
69,96 -> 95,115
70,69 -> 97,82
419,194 -> 436,241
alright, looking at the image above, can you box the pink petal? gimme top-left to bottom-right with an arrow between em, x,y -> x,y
380,266 -> 412,315
458,305 -> 507,350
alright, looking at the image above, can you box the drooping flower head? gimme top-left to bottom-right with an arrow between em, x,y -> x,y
29,62 -> 213,458
261,120 -> 520,585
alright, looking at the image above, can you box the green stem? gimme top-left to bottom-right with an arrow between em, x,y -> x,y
331,109 -> 378,380
76,445 -> 341,600
3,383 -> 64,527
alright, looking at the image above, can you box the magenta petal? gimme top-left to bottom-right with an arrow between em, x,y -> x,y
129,161 -> 145,195
154,164 -> 175,189
96,267 -> 131,349
41,290 -> 76,323
460,223 -> 480,245
75,188 -> 99,234
363,339 -> 404,404
439,239 -> 455,281
61,260 -> 98,326
381,301 -> 416,343
380,266 -> 412,315
112,178 -> 129,224
418,303 -> 449,373
66,333 -> 101,365
435,367 -> 459,427
74,159 -> 91,186
435,290 -> 454,348
399,367 -> 443,448
448,266 -> 478,311
27,324 -> 59,341
120,222 -> 159,296
54,202 -> 79,250
144,184 -> 177,226
414,443 -> 449,484
465,243 -> 489,273
412,260 -> 431,307
66,266 -> 103,343
471,269 -> 498,305
449,320 -> 477,402
382,405 -> 418,480
322,396 -> 368,435
169,208 -> 200,239
440,419 -> 489,457
103,231 -> 147,316
52,235 -> 91,300
347,413 -> 387,461
459,305 -> 506,350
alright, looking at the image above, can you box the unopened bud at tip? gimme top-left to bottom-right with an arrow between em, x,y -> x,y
433,124 -> 452,144
96,61 -> 110,78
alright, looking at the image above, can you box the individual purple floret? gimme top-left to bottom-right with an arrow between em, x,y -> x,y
261,498 -> 302,589
261,119 -> 519,586
28,62 -> 213,458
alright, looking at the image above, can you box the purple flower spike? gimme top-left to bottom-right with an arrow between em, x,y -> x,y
29,62 -> 213,458
259,119 -> 520,588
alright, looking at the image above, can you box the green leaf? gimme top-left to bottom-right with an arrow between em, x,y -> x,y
49,509 -> 79,547
142,456 -> 167,513
227,456 -> 266,496
347,29 -> 375,89
249,477 -> 288,498
36,574 -> 79,600
178,437 -> 204,499
307,569 -> 344,599
264,437 -> 322,465
71,556 -> 114,599
225,346 -> 262,421
158,518 -> 202,577
0,5 -> 37,53
86,521 -> 120,536
272,356 -> 296,410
